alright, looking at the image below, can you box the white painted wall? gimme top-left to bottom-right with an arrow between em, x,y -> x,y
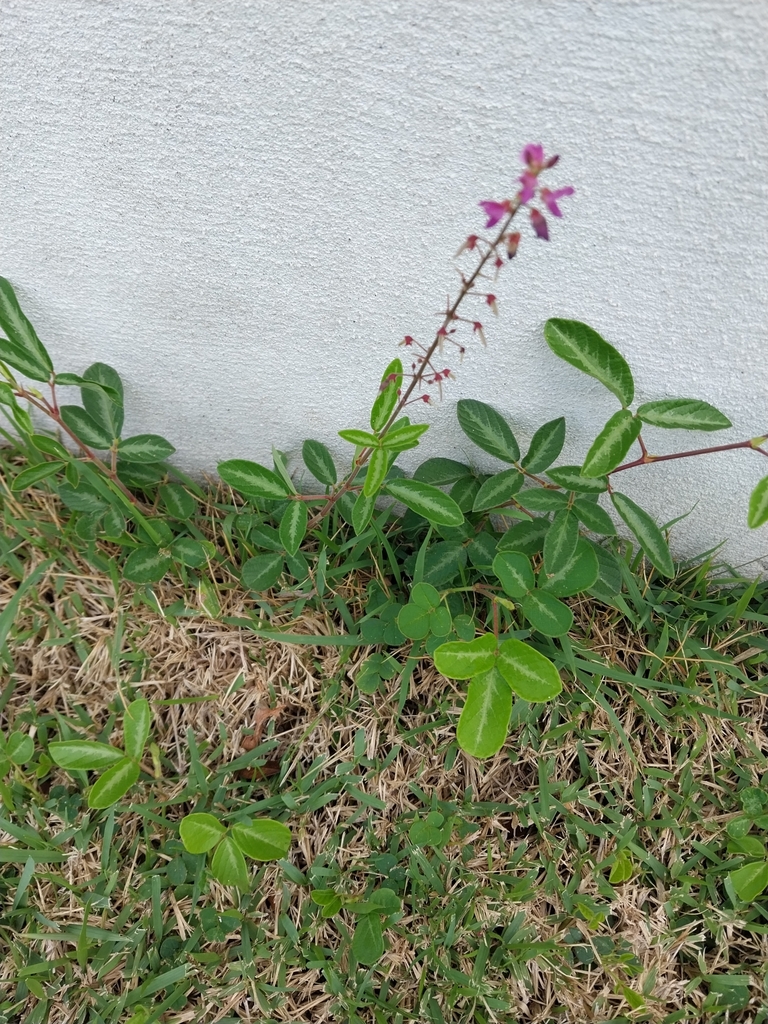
1,0 -> 767,571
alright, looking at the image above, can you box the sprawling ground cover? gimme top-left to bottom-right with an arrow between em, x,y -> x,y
1,468 -> 767,1024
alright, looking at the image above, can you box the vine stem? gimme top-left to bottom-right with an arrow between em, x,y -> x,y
17,386 -> 144,507
612,435 -> 768,475
306,200 -> 525,531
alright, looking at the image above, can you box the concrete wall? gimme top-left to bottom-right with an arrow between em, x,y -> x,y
1,0 -> 767,571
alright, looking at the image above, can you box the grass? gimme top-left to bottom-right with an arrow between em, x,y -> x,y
1,453 -> 768,1023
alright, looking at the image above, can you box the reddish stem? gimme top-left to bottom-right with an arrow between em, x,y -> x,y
307,198 -> 530,531
612,437 -> 768,475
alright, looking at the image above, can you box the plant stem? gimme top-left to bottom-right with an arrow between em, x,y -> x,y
612,435 -> 768,475
307,203 -> 525,530
18,388 -> 143,507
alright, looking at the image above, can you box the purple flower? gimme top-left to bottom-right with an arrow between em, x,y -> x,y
518,170 -> 537,204
540,186 -> 575,218
530,208 -> 549,241
478,199 -> 511,228
520,143 -> 544,169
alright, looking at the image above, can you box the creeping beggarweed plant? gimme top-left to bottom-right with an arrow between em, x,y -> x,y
1,142 -> 767,761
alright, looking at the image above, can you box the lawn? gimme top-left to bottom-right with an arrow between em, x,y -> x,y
1,462 -> 768,1024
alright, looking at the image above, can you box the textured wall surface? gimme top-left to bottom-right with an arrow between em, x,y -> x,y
1,0 -> 767,571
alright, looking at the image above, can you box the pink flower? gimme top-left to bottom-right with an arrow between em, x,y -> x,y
540,186 -> 574,218
478,199 -> 511,228
530,209 -> 549,241
455,234 -> 479,257
506,232 -> 521,259
521,143 -> 544,169
518,170 -> 537,204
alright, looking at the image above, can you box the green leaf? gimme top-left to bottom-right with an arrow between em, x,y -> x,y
384,478 -> 464,527
241,553 -> 284,591
492,551 -> 534,599
179,813 -> 227,854
6,732 -> 34,764
338,428 -> 379,447
279,501 -> 308,557
515,488 -> 569,512
410,582 -> 441,609
80,363 -> 124,437
729,861 -> 768,902
160,483 -> 196,519
48,741 -> 125,771
497,639 -> 563,701
352,492 -> 376,535
430,606 -> 452,636
423,541 -> 467,585
728,837 -> 765,858
379,423 -> 429,451
449,476 -> 481,512
123,546 -> 174,584
59,406 -> 114,449
57,481 -> 107,514
433,632 -> 496,680
55,371 -> 120,403
409,812 -> 446,848
543,510 -> 579,575
370,382 -> 399,433
11,461 -> 65,491
637,398 -> 732,431
88,757 -> 141,809
540,539 -> 599,597
572,497 -> 616,535
457,667 -> 512,758
521,417 -> 566,473
366,887 -> 402,914
30,434 -> 69,459
544,319 -> 634,406
380,357 -> 403,390
210,835 -> 250,890
472,468 -> 524,512
466,532 -> 497,570
611,492 -> 674,577
587,542 -> 624,599
0,277 -> 54,381
740,786 -> 767,818
123,699 -> 151,761
199,575 -> 223,618
413,458 -> 472,485
302,440 -> 337,486
351,913 -> 384,965
498,519 -> 550,555
218,459 -> 290,500
397,603 -> 432,640
521,591 -> 574,637
748,477 -> 768,529
364,447 -> 389,497
456,399 -> 520,463
582,411 -> 641,477
547,465 -> 607,493
311,888 -> 339,907
75,510 -> 103,542
230,819 -> 291,861
609,851 -> 633,884
118,434 -> 176,464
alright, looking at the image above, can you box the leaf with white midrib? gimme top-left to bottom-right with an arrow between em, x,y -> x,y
456,667 -> 512,758
611,492 -> 674,577
497,638 -> 563,701
582,411 -> 641,477
637,398 -> 732,431
748,476 -> 768,529
544,319 -> 634,407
